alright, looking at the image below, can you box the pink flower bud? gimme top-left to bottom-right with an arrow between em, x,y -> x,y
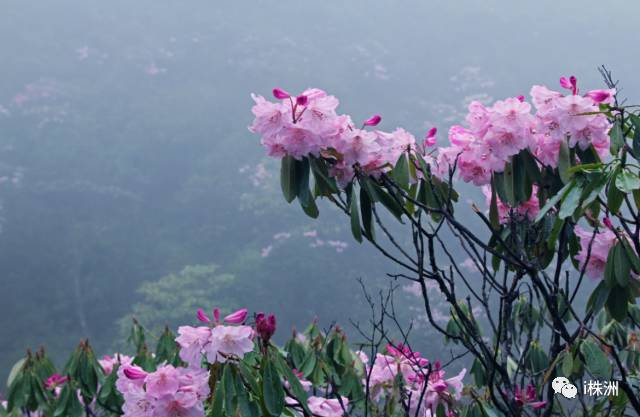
603,216 -> 614,229
586,89 -> 615,104
363,114 -> 382,127
213,308 -> 220,323
272,88 -> 290,100
196,308 -> 211,323
296,95 -> 308,106
560,75 -> 578,95
423,127 -> 437,147
517,95 -> 525,102
255,312 -> 277,342
224,308 -> 248,324
44,374 -> 68,390
123,366 -> 147,380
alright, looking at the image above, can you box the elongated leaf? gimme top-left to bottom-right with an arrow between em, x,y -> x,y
392,153 -> 410,190
630,114 -> 640,158
502,162 -> 516,205
261,360 -> 284,417
349,188 -> 363,243
535,182 -> 572,222
280,156 -> 297,203
360,187 -> 375,241
558,140 -> 572,184
607,284 -> 629,322
580,339 -> 611,378
222,365 -> 237,417
607,182 -> 624,214
558,182 -> 583,219
309,156 -> 338,195
610,120 -> 624,155
489,183 -> 499,229
615,169 -> 640,193
586,281 -> 610,315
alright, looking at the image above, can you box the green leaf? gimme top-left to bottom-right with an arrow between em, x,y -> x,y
392,153 -> 410,190
615,170 -> 640,193
535,182 -> 572,222
222,365 -> 237,417
561,352 -> 573,377
607,173 -> 624,214
360,186 -> 375,241
489,183 -> 499,229
502,162 -> 516,205
613,243 -> 631,287
261,359 -> 285,417
606,285 -> 629,322
272,352 -> 311,416
349,188 -> 363,243
280,156 -> 297,203
586,281 -> 610,315
558,182 -> 583,219
521,149 -> 542,183
580,339 -> 611,378
630,114 -> 640,158
610,120 -> 624,155
309,156 -> 338,195
558,140 -> 572,184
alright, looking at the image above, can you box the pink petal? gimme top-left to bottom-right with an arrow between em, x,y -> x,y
272,88 -> 291,100
364,115 -> 382,126
224,308 -> 248,324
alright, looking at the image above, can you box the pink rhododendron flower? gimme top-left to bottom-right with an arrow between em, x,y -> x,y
483,185 -> 540,223
575,226 -> 618,279
514,384 -> 547,409
406,363 -> 466,416
99,353 -> 133,375
176,326 -> 212,367
145,365 -> 180,397
307,396 -> 349,417
435,98 -> 535,185
530,83 -> 611,165
206,325 -> 255,363
118,365 -> 209,417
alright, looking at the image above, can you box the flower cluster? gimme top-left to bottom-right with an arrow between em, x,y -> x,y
363,343 -> 465,414
436,97 -> 536,185
575,226 -> 618,279
531,80 -> 614,167
117,364 -> 210,417
250,88 -> 437,186
176,307 -> 254,367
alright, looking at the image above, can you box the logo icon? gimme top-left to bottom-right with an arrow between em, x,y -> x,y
552,377 -> 577,399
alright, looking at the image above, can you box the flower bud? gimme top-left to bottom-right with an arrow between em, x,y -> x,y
296,95 -> 308,106
123,366 -> 148,380
196,308 -> 211,323
423,127 -> 437,147
363,114 -> 382,127
255,312 -> 277,342
224,308 -> 248,324
213,308 -> 220,323
586,89 -> 615,104
517,95 -> 525,102
272,88 -> 291,100
44,374 -> 68,390
603,216 -> 614,229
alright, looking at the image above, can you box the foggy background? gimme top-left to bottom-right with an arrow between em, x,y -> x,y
1,0 -> 639,387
